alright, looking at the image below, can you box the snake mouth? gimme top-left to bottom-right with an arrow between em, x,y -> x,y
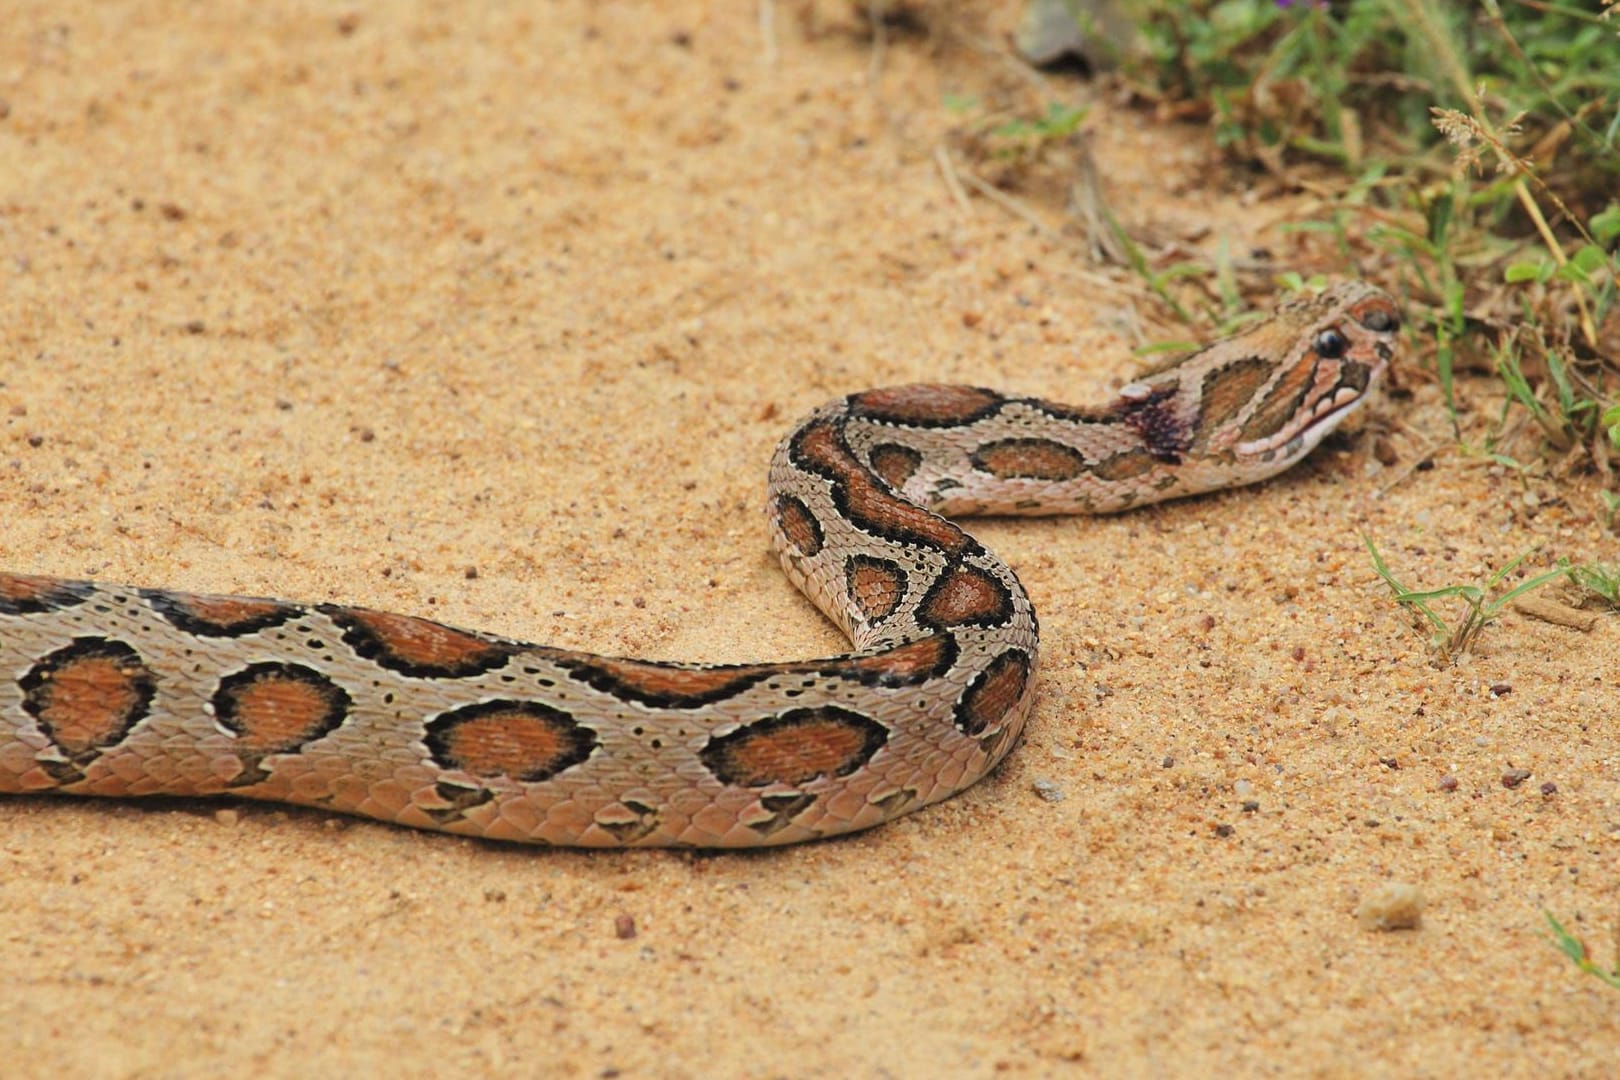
1303,377 -> 1370,433
1300,352 -> 1389,437
1237,354 -> 1387,459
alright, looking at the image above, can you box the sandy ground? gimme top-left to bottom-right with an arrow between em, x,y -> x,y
3,1 -> 1618,1076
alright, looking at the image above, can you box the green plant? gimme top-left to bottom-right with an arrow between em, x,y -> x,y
1546,911 -> 1620,992
991,101 -> 1088,148
1106,0 -> 1620,475
1569,561 -> 1620,610
1125,0 -> 1620,174
945,95 -> 1090,167
1362,535 -> 1571,659
1428,102 -> 1619,473
1601,490 -> 1620,530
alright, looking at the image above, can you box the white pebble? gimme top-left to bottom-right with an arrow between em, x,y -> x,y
1357,882 -> 1424,931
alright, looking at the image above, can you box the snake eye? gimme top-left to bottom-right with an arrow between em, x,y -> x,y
1313,328 -> 1348,359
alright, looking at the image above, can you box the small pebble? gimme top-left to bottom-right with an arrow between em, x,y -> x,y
214,808 -> 239,827
1357,882 -> 1424,931
1212,823 -> 1234,838
1437,774 -> 1459,792
1031,778 -> 1066,803
1490,682 -> 1512,697
1502,768 -> 1533,789
614,914 -> 637,940
1540,782 -> 1557,797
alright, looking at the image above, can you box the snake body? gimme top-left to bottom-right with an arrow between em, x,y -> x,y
0,283 -> 1399,847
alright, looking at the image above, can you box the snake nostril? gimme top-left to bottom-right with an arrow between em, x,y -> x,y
1360,308 -> 1399,333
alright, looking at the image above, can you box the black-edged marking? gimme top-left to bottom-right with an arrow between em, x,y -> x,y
321,604 -> 516,678
868,442 -> 923,490
0,574 -> 95,616
423,699 -> 598,783
212,661 -> 351,785
559,634 -> 958,709
916,562 -> 1014,631
847,384 -> 1005,427
969,438 -> 1086,481
558,655 -> 786,710
1089,448 -> 1159,483
20,637 -> 156,774
143,589 -> 302,636
835,634 -> 960,689
773,493 -> 824,557
789,418 -> 976,557
954,649 -> 1031,737
700,706 -> 887,788
845,554 -> 907,624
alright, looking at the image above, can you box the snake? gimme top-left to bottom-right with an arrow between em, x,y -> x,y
0,282 -> 1400,847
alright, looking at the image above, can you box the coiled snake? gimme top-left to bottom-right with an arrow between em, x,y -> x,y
0,282 -> 1400,847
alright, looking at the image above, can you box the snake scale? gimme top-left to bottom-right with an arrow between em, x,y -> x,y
0,282 -> 1399,847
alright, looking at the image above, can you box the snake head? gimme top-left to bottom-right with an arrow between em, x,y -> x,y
1231,282 -> 1399,465
1171,282 -> 1401,491
1109,281 -> 1401,503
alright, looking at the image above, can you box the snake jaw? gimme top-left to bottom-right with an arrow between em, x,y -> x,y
1233,354 -> 1387,461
